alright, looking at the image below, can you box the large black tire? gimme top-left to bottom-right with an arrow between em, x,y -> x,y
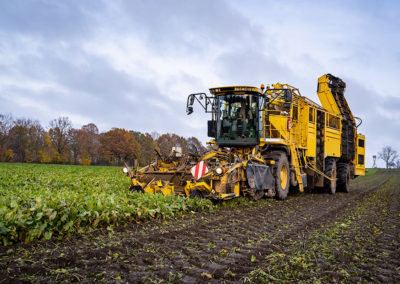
324,158 -> 337,194
337,163 -> 350,193
189,189 -> 203,199
274,153 -> 290,200
130,185 -> 144,193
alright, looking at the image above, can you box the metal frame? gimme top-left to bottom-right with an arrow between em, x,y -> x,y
186,93 -> 216,115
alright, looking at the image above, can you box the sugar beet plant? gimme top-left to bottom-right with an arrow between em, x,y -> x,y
0,163 -> 212,245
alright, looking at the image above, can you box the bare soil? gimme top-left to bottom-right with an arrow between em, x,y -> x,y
0,169 -> 399,283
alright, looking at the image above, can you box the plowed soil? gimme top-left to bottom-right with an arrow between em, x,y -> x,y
1,169 -> 399,283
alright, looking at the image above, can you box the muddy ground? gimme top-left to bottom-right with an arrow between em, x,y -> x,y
0,169 -> 399,283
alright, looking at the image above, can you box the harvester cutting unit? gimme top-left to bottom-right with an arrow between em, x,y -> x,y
123,74 -> 365,200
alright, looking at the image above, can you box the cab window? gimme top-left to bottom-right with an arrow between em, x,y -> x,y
309,108 -> 315,123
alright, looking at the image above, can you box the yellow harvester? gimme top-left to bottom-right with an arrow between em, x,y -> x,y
123,74 -> 365,200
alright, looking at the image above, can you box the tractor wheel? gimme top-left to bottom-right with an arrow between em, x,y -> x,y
274,153 -> 290,200
337,163 -> 350,193
324,158 -> 337,194
130,185 -> 144,193
189,189 -> 203,199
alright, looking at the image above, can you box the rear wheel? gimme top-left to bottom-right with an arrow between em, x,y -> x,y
324,158 -> 337,194
337,163 -> 350,192
274,153 -> 290,200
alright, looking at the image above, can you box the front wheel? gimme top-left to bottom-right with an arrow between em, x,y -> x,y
189,189 -> 203,199
130,185 -> 144,193
275,153 -> 290,200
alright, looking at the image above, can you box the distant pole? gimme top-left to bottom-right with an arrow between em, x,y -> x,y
372,155 -> 377,168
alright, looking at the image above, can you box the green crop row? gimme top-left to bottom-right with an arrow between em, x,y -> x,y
0,163 -> 212,245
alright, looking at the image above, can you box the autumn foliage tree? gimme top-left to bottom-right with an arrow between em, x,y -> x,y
0,114 -> 13,161
0,113 -> 206,166
132,131 -> 156,166
80,123 -> 100,164
7,119 -> 45,163
100,128 -> 141,165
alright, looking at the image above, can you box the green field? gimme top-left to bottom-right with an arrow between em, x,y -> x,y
1,167 -> 399,282
0,163 -> 211,245
0,164 -> 383,247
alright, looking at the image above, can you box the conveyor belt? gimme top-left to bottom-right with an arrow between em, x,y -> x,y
326,74 -> 356,162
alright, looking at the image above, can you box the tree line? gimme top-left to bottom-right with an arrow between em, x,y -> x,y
0,114 -> 206,166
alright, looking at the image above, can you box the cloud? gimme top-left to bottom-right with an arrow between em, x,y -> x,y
0,0 -> 399,168
0,1 -> 100,38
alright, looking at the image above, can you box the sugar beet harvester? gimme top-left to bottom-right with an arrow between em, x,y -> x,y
123,74 -> 365,200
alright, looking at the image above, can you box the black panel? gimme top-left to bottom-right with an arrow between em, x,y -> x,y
207,120 -> 216,138
246,164 -> 274,190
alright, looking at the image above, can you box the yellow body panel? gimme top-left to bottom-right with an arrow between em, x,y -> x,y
317,75 -> 341,115
268,115 -> 289,140
355,134 -> 366,176
306,107 -> 317,157
324,128 -> 341,157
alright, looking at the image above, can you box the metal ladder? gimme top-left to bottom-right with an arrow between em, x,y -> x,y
289,143 -> 304,192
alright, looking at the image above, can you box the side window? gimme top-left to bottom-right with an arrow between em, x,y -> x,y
309,108 -> 315,123
327,114 -> 340,129
358,154 -> 364,165
358,139 -> 365,147
292,105 -> 298,121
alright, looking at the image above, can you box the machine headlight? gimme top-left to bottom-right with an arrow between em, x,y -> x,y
216,167 -> 223,175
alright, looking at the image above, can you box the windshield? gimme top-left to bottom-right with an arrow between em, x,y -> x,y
216,94 -> 259,146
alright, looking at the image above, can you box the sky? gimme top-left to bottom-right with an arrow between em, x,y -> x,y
0,0 -> 399,168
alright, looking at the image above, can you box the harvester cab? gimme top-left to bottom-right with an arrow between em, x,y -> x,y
187,86 -> 265,147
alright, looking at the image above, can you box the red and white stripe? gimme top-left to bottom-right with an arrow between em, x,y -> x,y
190,161 -> 208,180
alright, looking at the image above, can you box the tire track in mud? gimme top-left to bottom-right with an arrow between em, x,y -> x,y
169,172 -> 394,283
363,174 -> 400,282
0,170 -> 395,283
122,171 -> 392,282
245,171 -> 400,283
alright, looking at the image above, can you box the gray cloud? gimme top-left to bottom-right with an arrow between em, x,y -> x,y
0,1 -> 101,39
119,0 -> 261,48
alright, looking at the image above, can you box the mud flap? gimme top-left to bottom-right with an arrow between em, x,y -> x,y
246,164 -> 275,191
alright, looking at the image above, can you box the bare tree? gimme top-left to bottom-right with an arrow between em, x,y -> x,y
150,131 -> 160,141
0,113 -> 13,132
0,113 -> 13,146
378,146 -> 399,169
48,117 -> 72,162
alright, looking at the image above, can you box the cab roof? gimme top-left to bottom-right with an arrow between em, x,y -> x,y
209,86 -> 261,95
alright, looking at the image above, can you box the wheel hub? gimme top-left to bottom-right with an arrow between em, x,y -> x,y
280,165 -> 288,189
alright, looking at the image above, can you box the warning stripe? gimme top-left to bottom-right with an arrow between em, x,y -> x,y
201,161 -> 207,177
194,161 -> 200,180
191,161 -> 208,180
